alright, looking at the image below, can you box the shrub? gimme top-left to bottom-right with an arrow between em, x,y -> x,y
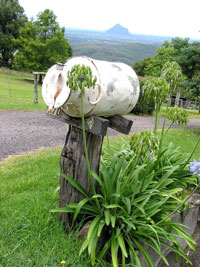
131,88 -> 155,115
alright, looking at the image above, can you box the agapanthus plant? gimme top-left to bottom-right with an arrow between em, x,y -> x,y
52,64 -> 200,267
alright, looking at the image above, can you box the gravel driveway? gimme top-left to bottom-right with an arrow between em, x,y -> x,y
0,110 -> 200,161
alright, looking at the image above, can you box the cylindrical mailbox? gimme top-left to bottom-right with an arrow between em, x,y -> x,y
42,57 -> 140,118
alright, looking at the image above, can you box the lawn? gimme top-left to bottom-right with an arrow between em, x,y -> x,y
0,129 -> 199,266
160,104 -> 200,119
103,128 -> 200,161
0,68 -> 46,110
0,148 -> 93,267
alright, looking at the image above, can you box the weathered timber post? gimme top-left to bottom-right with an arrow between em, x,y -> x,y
33,73 -> 38,104
33,72 -> 46,104
59,126 -> 103,225
48,108 -> 133,227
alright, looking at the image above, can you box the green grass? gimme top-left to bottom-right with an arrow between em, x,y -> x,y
160,104 -> 200,119
162,129 -> 200,157
184,109 -> 200,119
0,130 -> 199,266
0,68 -> 46,110
103,129 -> 200,161
0,148 -> 94,267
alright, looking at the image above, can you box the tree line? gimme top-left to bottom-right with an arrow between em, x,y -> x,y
0,0 -> 72,72
132,38 -> 200,111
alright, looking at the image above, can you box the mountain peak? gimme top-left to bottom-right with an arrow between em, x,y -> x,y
106,24 -> 131,36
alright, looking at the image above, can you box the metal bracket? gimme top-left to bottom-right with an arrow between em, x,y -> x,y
56,62 -> 64,71
86,117 -> 94,130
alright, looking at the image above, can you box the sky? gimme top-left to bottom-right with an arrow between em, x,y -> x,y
18,0 -> 200,40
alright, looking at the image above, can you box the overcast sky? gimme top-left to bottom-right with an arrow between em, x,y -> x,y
18,0 -> 200,40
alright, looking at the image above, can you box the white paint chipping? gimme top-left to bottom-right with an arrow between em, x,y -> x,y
42,57 -> 140,117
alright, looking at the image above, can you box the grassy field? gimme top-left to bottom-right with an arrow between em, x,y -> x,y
0,129 -> 199,266
103,128 -> 200,161
162,128 -> 200,154
160,104 -> 200,119
0,148 -> 95,267
0,68 -> 46,110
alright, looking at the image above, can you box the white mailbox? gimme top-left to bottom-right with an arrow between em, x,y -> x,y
42,56 -> 140,118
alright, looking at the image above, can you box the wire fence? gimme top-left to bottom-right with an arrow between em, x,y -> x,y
170,98 -> 199,110
0,62 -> 35,102
0,60 -> 32,76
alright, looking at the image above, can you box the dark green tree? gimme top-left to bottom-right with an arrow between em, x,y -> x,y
132,37 -> 200,111
156,37 -> 200,80
0,0 -> 27,65
132,56 -> 152,76
162,38 -> 189,52
144,46 -> 176,77
175,41 -> 200,79
14,9 -> 72,72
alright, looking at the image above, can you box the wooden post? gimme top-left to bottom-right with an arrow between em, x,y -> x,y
48,108 -> 133,228
8,69 -> 12,97
38,74 -> 43,85
59,126 -> 104,226
175,92 -> 181,107
33,72 -> 46,104
34,73 -> 38,104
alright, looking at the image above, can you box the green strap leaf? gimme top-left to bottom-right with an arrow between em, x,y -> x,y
154,166 -> 179,190
133,237 -> 155,267
88,227 -> 99,265
125,237 -> 141,267
92,194 -> 104,199
136,235 -> 169,266
97,220 -> 105,237
160,240 -> 192,265
122,253 -> 125,267
50,205 -> 76,213
98,238 -> 111,260
111,158 -> 124,186
73,197 -> 92,221
104,204 -> 128,217
79,238 -> 89,256
117,233 -> 128,258
111,215 -> 116,228
104,209 -> 111,226
61,173 -> 90,198
111,233 -> 119,267
87,215 -> 101,240
90,170 -> 106,197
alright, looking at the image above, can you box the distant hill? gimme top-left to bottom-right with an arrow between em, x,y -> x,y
106,24 -> 132,37
70,42 -> 158,66
65,28 -> 172,45
64,27 -> 171,65
65,27 -> 199,65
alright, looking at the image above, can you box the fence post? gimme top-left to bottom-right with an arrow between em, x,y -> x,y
8,69 -> 12,97
33,73 -> 38,104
